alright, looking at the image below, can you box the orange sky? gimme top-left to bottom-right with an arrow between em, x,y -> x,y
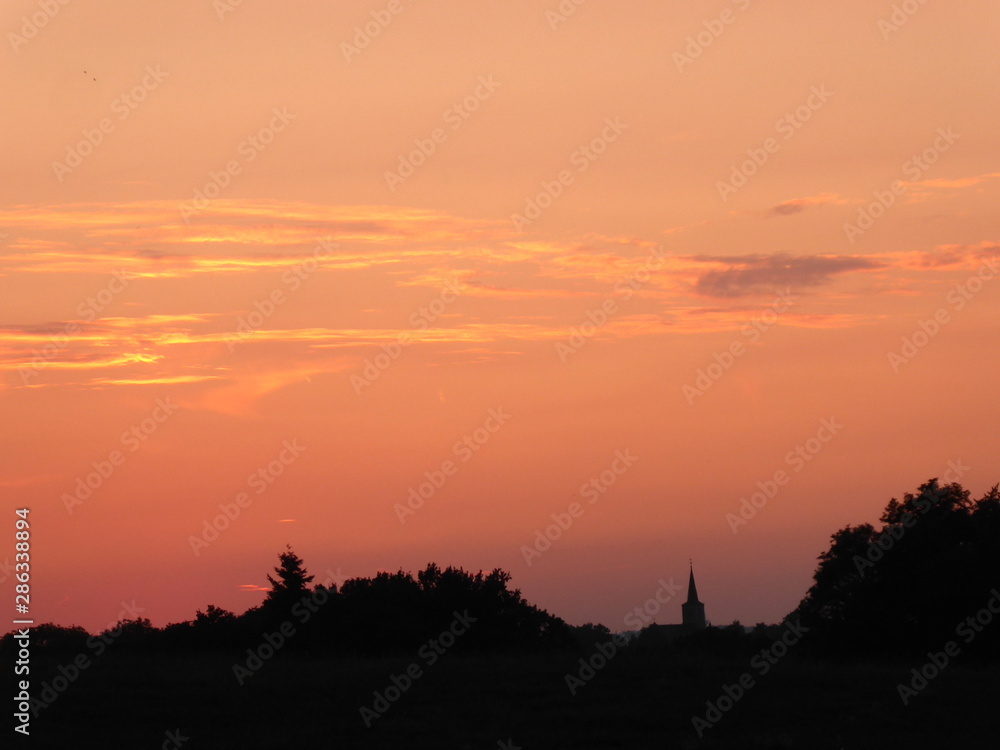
2,0 -> 999,632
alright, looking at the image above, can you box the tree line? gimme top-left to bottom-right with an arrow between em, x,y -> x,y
4,478 -> 999,664
8,548 -> 593,658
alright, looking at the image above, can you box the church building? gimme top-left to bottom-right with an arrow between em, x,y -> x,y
637,562 -> 710,641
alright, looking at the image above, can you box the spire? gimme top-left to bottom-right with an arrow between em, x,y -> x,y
681,560 -> 708,630
686,560 -> 701,604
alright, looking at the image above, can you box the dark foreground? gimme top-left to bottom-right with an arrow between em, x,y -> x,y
11,646 -> 996,749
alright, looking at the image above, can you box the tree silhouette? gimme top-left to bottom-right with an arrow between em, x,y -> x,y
789,479 -> 1000,659
264,545 -> 315,610
195,603 -> 237,626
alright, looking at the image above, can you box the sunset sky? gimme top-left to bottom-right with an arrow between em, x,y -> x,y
2,0 -> 999,633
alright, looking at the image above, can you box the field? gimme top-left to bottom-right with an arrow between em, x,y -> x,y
16,646 -> 996,749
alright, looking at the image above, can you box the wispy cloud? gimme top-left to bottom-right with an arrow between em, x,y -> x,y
690,254 -> 883,298
909,171 -> 1000,191
765,193 -> 848,218
3,199 -> 994,415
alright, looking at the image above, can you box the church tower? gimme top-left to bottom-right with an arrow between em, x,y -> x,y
681,562 -> 707,630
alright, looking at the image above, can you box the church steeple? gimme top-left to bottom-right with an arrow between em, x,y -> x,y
686,560 -> 701,604
681,561 -> 707,630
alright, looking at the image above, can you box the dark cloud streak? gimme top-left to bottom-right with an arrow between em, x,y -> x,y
692,254 -> 882,298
